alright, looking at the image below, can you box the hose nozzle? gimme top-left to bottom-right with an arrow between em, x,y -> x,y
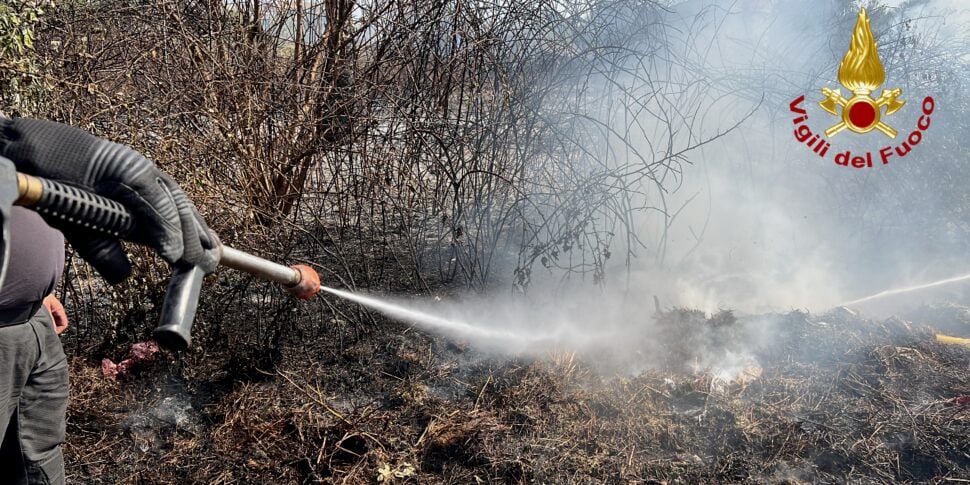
13,172 -> 327,349
286,264 -> 321,300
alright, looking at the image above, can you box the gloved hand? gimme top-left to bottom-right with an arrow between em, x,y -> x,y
0,118 -> 219,283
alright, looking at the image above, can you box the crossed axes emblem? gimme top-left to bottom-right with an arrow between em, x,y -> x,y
819,87 -> 905,138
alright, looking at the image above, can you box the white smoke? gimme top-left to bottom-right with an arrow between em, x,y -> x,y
335,0 -> 970,375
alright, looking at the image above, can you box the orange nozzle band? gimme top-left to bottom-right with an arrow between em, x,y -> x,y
287,265 -> 321,300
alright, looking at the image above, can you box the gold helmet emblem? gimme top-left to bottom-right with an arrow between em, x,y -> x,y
819,8 -> 905,138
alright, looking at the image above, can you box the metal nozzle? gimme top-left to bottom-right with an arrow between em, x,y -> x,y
218,246 -> 321,299
14,171 -> 326,349
286,264 -> 321,300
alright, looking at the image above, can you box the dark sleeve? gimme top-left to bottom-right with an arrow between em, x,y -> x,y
0,207 -> 65,309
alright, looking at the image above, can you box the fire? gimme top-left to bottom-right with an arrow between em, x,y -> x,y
838,8 -> 885,94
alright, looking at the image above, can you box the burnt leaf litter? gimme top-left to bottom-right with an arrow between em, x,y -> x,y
65,302 -> 969,483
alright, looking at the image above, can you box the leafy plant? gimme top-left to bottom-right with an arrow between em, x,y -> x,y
0,1 -> 46,115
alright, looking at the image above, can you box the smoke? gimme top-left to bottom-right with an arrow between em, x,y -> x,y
604,0 -> 970,316
338,0 -> 970,375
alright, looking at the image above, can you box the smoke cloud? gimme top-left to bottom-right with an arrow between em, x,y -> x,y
607,0 -> 970,315
342,0 -> 970,374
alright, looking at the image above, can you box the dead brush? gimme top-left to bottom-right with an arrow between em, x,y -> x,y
63,359 -> 129,477
208,375 -> 378,482
417,409 -> 504,462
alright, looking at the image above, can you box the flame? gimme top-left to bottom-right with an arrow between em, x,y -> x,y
838,8 -> 885,94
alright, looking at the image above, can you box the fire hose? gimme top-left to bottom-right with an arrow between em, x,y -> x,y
14,172 -> 321,351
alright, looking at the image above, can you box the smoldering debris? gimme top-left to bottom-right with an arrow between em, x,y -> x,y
125,395 -> 201,453
66,304 -> 970,483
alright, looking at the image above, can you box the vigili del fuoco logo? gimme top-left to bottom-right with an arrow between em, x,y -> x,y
790,8 -> 935,168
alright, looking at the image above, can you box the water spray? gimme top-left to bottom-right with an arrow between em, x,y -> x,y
319,286 -> 525,342
840,272 -> 970,306
318,286 -> 617,349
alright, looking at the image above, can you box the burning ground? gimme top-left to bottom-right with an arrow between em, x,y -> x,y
63,303 -> 970,483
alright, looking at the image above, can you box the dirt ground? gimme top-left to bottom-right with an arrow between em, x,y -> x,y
63,304 -> 969,484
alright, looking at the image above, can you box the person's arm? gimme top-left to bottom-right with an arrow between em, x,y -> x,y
0,118 -> 219,284
43,293 -> 68,335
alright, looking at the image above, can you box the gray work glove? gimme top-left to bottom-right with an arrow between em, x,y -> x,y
0,118 -> 219,283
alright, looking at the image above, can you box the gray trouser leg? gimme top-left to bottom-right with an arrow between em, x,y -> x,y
0,309 -> 68,485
